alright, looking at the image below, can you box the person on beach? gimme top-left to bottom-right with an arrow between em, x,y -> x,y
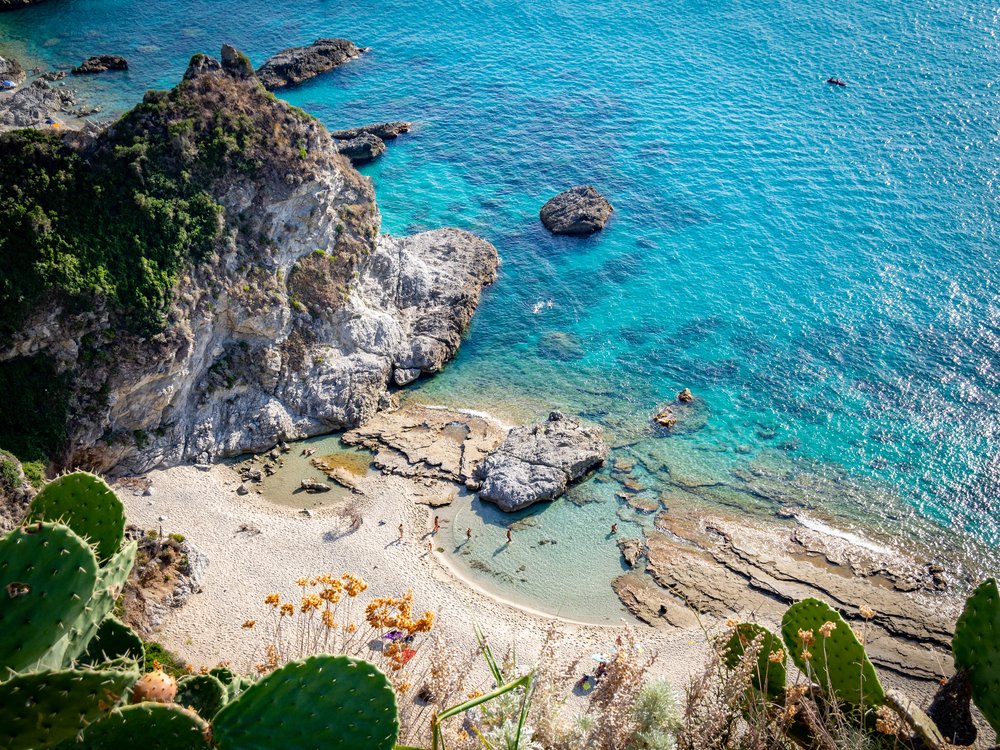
433,516 -> 440,534
466,527 -> 473,541
506,527 -> 512,544
398,523 -> 404,541
611,523 -> 618,535
427,541 -> 433,554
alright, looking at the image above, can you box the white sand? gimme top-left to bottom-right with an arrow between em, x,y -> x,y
121,464 -> 708,688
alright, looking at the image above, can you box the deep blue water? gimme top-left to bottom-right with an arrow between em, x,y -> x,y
3,0 -> 997,618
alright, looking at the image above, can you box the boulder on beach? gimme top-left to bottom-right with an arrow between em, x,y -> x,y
256,38 -> 365,90
0,55 -> 25,85
72,55 -> 128,75
330,121 -> 411,141
335,132 -> 386,164
474,411 -> 609,512
539,185 -> 613,235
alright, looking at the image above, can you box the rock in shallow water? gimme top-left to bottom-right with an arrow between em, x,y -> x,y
72,55 -> 128,75
335,132 -> 386,164
256,38 -> 365,90
330,121 -> 411,141
539,185 -> 614,235
474,412 -> 609,511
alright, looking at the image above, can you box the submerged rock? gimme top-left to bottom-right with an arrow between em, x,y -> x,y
539,185 -> 613,235
256,38 -> 365,90
335,132 -> 386,164
72,55 -> 128,75
474,412 -> 609,512
330,121 -> 411,141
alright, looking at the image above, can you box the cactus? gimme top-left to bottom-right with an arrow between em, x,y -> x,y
82,615 -> 145,665
781,598 -> 885,706
26,471 -> 126,563
0,665 -> 138,750
177,673 -> 228,719
723,623 -> 786,701
885,688 -> 946,750
80,702 -> 211,749
58,539 -> 138,667
0,522 -> 99,675
951,577 -> 1000,734
212,655 -> 399,750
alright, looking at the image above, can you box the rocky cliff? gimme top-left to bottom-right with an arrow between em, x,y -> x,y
0,46 -> 498,474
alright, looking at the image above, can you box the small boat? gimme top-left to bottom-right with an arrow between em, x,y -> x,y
826,77 -> 847,87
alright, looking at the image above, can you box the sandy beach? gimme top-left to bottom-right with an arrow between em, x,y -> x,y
119,463 -> 710,692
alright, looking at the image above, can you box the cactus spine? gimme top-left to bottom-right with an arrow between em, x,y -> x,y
80,702 -> 211,749
0,522 -> 99,675
951,577 -> 1000,734
212,655 -> 400,750
176,673 -> 229,719
26,471 -> 126,563
723,623 -> 786,701
0,665 -> 138,750
781,598 -> 885,706
82,615 -> 146,665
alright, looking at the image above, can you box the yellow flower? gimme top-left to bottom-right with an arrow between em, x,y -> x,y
346,623 -> 357,634
768,649 -> 785,663
859,605 -> 876,620
818,621 -> 837,638
300,594 -> 323,612
322,610 -> 337,629
264,593 -> 280,607
801,649 -> 812,661
797,628 -> 815,647
241,620 -> 256,629
280,603 -> 295,617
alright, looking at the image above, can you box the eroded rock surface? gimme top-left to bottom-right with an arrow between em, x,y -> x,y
474,412 -> 609,511
72,55 -> 128,75
0,47 -> 497,473
330,121 -> 411,141
0,79 -> 77,131
257,38 -> 365,90
0,55 -> 25,84
539,185 -> 613,235
336,131 -> 386,164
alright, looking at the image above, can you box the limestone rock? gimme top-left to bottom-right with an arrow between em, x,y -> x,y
0,47 -> 498,474
72,55 -> 128,75
539,185 -> 613,235
474,412 -> 609,511
330,121 -> 411,141
617,537 -> 645,568
335,132 -> 386,164
0,55 -> 25,84
256,38 -> 365,90
0,78 -> 76,131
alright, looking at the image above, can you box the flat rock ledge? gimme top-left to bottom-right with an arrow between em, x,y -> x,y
336,132 -> 386,164
257,38 -> 365,90
539,185 -> 614,235
473,411 -> 609,512
330,121 -> 411,141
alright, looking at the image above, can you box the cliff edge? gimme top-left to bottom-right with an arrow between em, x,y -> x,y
0,45 -> 498,473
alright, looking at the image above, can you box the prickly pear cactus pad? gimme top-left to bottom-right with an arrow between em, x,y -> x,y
82,615 -> 145,665
80,702 -> 211,750
952,578 -> 1000,734
26,472 -> 126,563
781,598 -> 885,706
212,655 -> 399,750
0,666 -> 138,750
177,673 -> 228,719
723,623 -> 786,701
60,539 -> 138,666
0,522 -> 99,675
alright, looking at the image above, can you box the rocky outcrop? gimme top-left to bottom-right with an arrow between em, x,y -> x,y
0,55 -> 25,84
0,0 -> 46,10
72,55 -> 128,75
0,47 -> 497,474
0,78 -> 76,131
539,185 -> 613,235
256,38 -> 365,90
330,122 -> 411,141
473,412 -> 609,511
0,450 -> 32,533
335,132 -> 386,164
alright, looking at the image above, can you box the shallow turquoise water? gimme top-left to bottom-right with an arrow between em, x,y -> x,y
3,0 -> 997,619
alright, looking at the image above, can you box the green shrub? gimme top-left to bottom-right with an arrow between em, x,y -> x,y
143,640 -> 188,676
0,354 -> 70,461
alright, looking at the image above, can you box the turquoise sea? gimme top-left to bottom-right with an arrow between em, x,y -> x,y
2,0 -> 997,620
